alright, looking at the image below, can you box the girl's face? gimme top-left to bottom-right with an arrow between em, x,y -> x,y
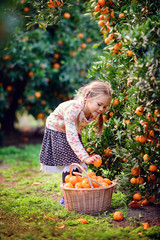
85,94 -> 111,119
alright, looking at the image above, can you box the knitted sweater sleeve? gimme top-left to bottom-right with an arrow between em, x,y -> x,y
63,103 -> 89,161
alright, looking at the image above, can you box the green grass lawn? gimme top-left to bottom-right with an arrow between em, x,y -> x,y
0,144 -> 159,240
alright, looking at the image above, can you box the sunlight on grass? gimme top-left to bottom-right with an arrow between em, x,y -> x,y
0,144 -> 160,240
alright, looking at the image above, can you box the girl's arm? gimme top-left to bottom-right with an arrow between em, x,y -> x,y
64,105 -> 90,162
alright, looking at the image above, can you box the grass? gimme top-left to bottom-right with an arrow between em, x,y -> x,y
0,145 -> 160,240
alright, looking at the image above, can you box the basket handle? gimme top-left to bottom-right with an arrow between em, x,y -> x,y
70,163 -> 106,189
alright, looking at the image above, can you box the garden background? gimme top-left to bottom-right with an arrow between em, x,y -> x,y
0,0 -> 160,239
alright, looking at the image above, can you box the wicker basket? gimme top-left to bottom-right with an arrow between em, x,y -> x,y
60,163 -> 117,215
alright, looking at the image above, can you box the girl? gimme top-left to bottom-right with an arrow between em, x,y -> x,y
40,80 -> 112,205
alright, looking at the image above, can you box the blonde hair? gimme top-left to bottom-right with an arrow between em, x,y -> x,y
74,80 -> 112,135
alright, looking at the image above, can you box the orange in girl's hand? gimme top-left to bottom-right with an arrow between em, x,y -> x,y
93,158 -> 102,167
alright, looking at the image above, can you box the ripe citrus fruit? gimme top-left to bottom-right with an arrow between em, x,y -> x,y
75,182 -> 83,189
82,179 -> 91,188
65,174 -> 72,183
113,211 -> 124,221
93,158 -> 102,167
64,182 -> 74,188
149,165 -> 157,172
133,192 -> 142,201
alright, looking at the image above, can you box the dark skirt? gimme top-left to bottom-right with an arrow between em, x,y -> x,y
40,128 -> 82,166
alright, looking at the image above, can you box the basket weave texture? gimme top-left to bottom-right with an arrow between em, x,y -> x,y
60,163 -> 117,215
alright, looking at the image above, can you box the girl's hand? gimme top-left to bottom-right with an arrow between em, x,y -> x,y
83,154 -> 101,165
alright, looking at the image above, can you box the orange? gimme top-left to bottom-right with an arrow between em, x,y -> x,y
123,158 -> 127,162
143,154 -> 150,161
28,71 -> 34,77
94,5 -> 101,12
133,192 -> 142,201
24,7 -> 30,12
141,122 -> 149,131
110,9 -> 115,18
64,182 -> 74,188
113,43 -> 120,51
154,109 -> 159,115
119,13 -> 125,18
65,174 -> 72,183
75,182 -> 83,189
86,147 -> 92,152
104,148 -> 112,157
87,172 -> 96,178
126,50 -> 133,57
101,7 -> 110,14
142,199 -> 149,206
58,40 -> 63,45
101,181 -> 109,187
63,12 -> 71,19
147,174 -> 155,181
149,130 -> 154,138
37,113 -> 44,119
69,176 -> 79,186
148,196 -> 155,203
129,200 -> 139,209
54,53 -> 59,59
91,178 -> 99,188
53,63 -> 60,69
6,86 -> 13,91
136,177 -> 144,185
82,178 -> 91,188
112,98 -> 119,106
113,211 -> 124,221
98,0 -> 106,7
109,111 -> 114,117
77,218 -> 87,223
131,166 -> 141,176
77,33 -> 84,38
69,51 -> 76,57
142,223 -> 149,229
47,0 -> 55,7
135,106 -> 143,115
149,165 -> 157,172
135,135 -> 140,142
139,135 -> 147,143
130,177 -> 137,184
98,20 -> 105,27
93,158 -> 102,167
35,92 -> 41,98
80,43 -> 87,49
97,176 -> 104,183
103,178 -> 111,185
41,100 -> 46,105
87,38 -> 92,43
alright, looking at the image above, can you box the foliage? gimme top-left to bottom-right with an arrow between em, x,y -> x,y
82,0 -> 160,202
0,0 -> 102,136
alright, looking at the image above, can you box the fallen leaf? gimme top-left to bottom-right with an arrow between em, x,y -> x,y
142,222 -> 149,229
77,218 -> 87,224
32,182 -> 41,186
45,216 -> 56,221
55,225 -> 65,229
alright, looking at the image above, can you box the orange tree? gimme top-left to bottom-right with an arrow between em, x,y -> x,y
82,0 -> 160,202
0,0 -> 102,141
